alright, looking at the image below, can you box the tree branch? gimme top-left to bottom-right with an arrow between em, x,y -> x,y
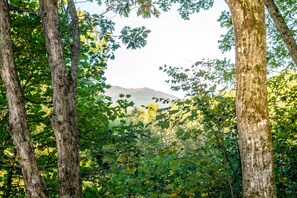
68,0 -> 80,84
265,0 -> 297,66
24,95 -> 51,105
9,5 -> 39,16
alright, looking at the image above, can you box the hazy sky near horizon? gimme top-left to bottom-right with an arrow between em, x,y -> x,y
79,1 -> 234,98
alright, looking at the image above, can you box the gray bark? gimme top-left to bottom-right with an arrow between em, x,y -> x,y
225,0 -> 276,197
0,0 -> 48,197
39,0 -> 82,197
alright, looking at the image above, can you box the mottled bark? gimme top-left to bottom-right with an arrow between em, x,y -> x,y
265,0 -> 297,66
0,1 -> 48,197
39,0 -> 82,197
225,0 -> 276,197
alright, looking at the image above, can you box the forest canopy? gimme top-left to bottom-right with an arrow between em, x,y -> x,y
0,0 -> 296,197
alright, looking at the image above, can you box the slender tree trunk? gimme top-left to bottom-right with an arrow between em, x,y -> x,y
215,133 -> 237,198
265,0 -> 297,66
211,122 -> 237,198
5,149 -> 16,198
39,0 -> 82,197
225,0 -> 276,197
0,1 -> 48,197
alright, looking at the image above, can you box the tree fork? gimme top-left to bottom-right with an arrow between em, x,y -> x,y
39,0 -> 82,197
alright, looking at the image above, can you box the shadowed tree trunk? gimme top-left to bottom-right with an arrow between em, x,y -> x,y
225,0 -> 276,197
39,0 -> 82,197
265,0 -> 297,66
0,0 -> 48,197
5,149 -> 16,198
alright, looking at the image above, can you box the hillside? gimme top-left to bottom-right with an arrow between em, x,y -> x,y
105,86 -> 179,108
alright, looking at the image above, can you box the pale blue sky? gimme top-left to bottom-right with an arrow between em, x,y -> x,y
79,0 -> 234,98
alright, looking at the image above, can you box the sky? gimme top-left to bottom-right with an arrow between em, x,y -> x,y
79,1 -> 234,98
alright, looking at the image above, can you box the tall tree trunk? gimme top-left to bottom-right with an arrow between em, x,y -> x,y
39,0 -> 82,197
225,0 -> 276,197
0,1 -> 48,197
265,0 -> 297,66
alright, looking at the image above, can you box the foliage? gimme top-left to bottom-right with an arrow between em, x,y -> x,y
160,58 -> 234,96
157,0 -> 214,20
0,0 -> 297,197
120,26 -> 151,49
0,0 -> 152,196
218,0 -> 297,70
268,70 -> 297,197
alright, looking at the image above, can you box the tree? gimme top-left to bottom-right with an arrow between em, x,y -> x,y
225,0 -> 276,197
0,0 -> 153,196
0,0 -> 48,197
38,0 -> 82,197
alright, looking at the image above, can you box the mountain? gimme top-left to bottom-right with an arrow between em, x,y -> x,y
105,86 -> 179,108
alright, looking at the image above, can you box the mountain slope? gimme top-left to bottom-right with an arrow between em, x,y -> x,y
105,86 -> 179,108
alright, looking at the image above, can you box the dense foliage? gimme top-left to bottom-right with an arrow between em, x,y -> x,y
0,0 -> 296,197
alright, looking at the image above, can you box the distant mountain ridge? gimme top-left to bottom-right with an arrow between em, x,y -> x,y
105,86 -> 179,108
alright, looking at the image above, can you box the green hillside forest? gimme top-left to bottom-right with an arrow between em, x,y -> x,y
105,86 -> 179,108
0,0 -> 296,197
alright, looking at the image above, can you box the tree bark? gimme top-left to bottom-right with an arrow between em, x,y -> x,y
39,0 -> 82,197
225,0 -> 276,197
265,0 -> 297,66
0,1 -> 48,197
